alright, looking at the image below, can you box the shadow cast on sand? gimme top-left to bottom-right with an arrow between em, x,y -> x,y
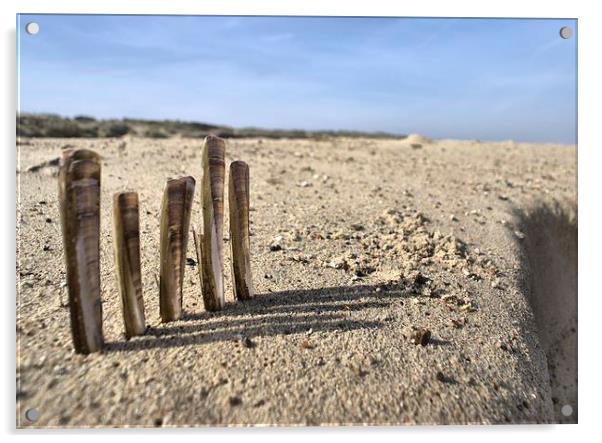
514,199 -> 577,424
105,283 -> 410,353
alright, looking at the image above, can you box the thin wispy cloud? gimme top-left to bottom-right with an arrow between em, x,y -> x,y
17,15 -> 576,143
532,37 -> 565,57
261,32 -> 295,42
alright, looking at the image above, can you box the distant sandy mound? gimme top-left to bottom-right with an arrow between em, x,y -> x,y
403,134 -> 433,145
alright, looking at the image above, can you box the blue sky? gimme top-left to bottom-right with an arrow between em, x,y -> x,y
17,15 -> 576,143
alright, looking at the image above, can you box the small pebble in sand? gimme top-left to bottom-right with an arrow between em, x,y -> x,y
298,181 -> 312,188
229,396 -> 243,407
410,328 -> 431,346
269,236 -> 284,251
253,399 -> 266,408
441,294 -> 457,304
449,214 -> 458,222
460,301 -> 477,312
353,366 -> 369,377
288,230 -> 302,242
436,371 -> 455,384
326,256 -> 349,271
514,230 -> 526,240
186,257 -> 196,267
300,339 -> 315,350
448,318 -> 464,329
241,336 -> 255,348
491,278 -> 501,289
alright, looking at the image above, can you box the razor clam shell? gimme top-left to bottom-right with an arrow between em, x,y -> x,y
159,176 -> 195,322
113,191 -> 146,338
58,148 -> 104,354
199,136 -> 226,311
229,161 -> 254,300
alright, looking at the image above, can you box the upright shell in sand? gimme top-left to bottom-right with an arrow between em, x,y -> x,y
159,176 -> 195,322
194,135 -> 226,311
112,191 -> 146,338
229,160 -> 254,300
58,148 -> 104,354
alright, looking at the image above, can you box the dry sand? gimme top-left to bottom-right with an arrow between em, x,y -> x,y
16,135 -> 577,427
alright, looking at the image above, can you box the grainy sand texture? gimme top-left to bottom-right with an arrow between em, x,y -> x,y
16,135 -> 577,427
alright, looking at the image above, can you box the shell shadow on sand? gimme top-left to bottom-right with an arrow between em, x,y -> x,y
104,284 -> 409,352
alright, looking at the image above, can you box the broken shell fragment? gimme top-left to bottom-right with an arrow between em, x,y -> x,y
196,135 -> 226,311
159,176 -> 195,322
112,191 -> 146,338
58,148 -> 104,354
229,160 -> 254,300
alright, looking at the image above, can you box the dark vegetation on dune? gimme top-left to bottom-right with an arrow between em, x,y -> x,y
17,113 -> 402,140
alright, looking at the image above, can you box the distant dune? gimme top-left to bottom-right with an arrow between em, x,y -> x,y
17,113 -> 402,140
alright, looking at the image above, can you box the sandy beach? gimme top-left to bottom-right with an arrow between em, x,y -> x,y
16,135 -> 577,426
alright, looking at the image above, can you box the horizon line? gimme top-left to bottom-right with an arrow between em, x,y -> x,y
17,111 -> 576,145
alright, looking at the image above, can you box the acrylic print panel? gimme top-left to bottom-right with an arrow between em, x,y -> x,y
16,14 -> 577,427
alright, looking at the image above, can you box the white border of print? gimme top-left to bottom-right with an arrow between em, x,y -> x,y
2,1 -> 599,443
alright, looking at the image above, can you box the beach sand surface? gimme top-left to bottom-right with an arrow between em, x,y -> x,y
16,136 -> 577,426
